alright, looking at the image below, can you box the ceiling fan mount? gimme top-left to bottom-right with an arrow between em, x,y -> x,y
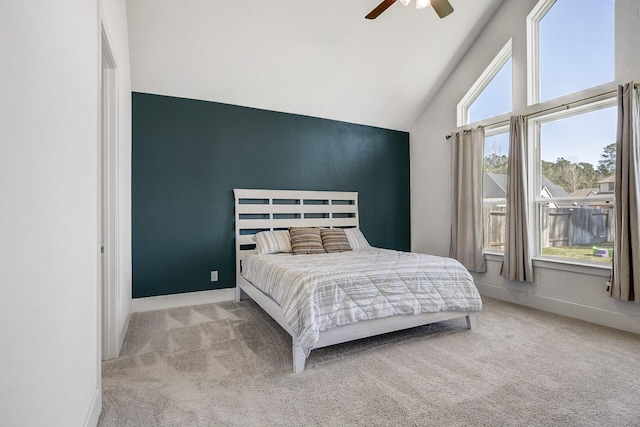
365,0 -> 454,20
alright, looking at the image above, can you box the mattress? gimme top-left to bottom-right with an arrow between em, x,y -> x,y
241,248 -> 482,355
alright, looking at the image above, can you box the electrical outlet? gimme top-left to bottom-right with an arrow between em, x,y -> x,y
210,270 -> 218,282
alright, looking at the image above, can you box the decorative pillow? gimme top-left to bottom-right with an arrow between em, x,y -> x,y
254,230 -> 292,255
320,228 -> 352,253
344,228 -> 371,250
289,227 -> 325,255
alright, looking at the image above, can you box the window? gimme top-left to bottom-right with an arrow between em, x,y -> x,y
531,100 -> 617,263
483,127 -> 510,252
458,40 -> 512,126
527,0 -> 614,104
457,0 -> 616,267
524,0 -> 616,265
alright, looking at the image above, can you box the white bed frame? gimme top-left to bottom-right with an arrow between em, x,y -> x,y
234,188 -> 476,373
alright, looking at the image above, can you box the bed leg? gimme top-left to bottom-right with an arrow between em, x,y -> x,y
292,344 -> 306,373
466,313 -> 476,330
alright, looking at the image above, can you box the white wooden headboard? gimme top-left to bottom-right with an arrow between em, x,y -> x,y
233,189 -> 359,284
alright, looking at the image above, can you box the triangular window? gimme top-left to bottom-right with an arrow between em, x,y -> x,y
457,40 -> 512,126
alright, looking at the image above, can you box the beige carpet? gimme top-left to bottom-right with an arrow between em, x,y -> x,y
99,297 -> 640,426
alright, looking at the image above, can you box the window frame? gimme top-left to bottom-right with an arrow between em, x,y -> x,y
457,39 -> 512,126
527,96 -> 617,264
526,0 -> 556,105
527,0 -> 615,105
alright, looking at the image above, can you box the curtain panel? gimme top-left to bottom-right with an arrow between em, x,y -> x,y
449,128 -> 486,273
500,115 -> 533,282
611,82 -> 640,303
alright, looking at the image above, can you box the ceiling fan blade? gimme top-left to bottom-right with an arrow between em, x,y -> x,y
431,0 -> 454,18
365,0 -> 397,19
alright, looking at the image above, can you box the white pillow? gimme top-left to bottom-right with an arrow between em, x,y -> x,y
253,230 -> 292,255
344,228 -> 371,250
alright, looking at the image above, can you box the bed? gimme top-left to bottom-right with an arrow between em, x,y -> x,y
234,189 -> 482,373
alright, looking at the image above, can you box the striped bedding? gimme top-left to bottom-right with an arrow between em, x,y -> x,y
241,248 -> 482,356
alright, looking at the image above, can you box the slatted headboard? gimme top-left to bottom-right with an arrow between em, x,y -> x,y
233,189 -> 359,284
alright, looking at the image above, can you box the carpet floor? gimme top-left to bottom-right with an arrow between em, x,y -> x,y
99,297 -> 640,426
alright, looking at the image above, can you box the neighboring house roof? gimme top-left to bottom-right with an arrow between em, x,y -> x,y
597,174 -> 615,184
484,173 -> 570,199
541,176 -> 570,199
483,172 -> 507,199
570,188 -> 598,197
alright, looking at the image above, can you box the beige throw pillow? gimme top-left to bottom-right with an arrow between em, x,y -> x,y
320,228 -> 352,253
289,227 -> 325,255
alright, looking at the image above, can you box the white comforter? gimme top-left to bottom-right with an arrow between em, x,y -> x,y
241,248 -> 482,355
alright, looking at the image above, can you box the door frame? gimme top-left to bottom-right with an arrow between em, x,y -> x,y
100,26 -> 121,360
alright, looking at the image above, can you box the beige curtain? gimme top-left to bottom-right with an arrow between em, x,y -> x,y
449,128 -> 486,272
610,82 -> 640,303
500,115 -> 533,282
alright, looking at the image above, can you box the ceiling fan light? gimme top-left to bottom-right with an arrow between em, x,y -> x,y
398,0 -> 411,6
416,0 -> 431,9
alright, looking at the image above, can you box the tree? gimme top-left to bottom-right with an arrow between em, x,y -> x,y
483,142 -> 509,174
484,152 -> 509,174
542,157 -> 599,193
577,162 -> 599,188
597,143 -> 616,177
548,157 -> 579,193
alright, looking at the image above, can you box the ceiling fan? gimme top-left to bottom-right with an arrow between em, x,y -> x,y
365,0 -> 454,20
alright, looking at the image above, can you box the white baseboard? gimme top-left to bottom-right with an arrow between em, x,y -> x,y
132,288 -> 236,313
476,282 -> 640,335
83,386 -> 102,427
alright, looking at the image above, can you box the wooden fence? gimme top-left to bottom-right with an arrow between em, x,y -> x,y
483,205 -> 506,251
483,204 -> 614,251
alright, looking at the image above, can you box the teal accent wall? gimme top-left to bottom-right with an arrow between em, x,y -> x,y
132,92 -> 410,298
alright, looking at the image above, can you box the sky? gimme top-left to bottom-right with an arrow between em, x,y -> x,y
473,0 -> 615,167
540,107 -> 616,166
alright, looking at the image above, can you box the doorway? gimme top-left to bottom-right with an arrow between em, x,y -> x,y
101,29 -> 120,360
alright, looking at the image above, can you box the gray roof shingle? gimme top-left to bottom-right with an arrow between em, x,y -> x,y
483,173 -> 570,198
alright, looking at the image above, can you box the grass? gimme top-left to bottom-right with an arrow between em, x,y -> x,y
541,242 -> 613,263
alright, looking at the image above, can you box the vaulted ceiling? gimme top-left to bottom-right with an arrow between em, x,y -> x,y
126,0 -> 504,131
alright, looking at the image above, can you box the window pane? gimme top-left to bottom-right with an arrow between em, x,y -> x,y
539,0 -> 614,101
538,105 -> 616,263
540,107 -> 616,196
469,57 -> 512,124
539,204 -> 615,263
483,131 -> 509,251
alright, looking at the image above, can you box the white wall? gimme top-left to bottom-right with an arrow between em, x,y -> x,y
410,0 -> 640,333
101,0 -> 133,357
0,0 -> 131,425
125,0 -> 505,131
